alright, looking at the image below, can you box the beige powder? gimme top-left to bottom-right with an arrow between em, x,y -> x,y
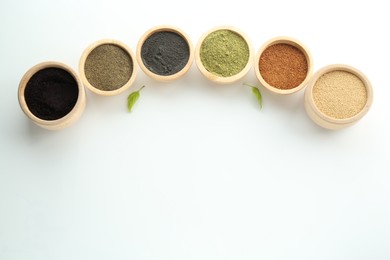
313,70 -> 367,119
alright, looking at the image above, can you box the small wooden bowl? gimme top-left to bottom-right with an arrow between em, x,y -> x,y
255,36 -> 313,94
137,25 -> 194,82
79,39 -> 137,96
18,61 -> 86,130
195,26 -> 254,84
304,64 -> 373,130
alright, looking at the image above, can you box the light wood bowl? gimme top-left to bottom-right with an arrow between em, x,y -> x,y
137,25 -> 194,82
304,64 -> 373,130
195,26 -> 254,84
255,36 -> 313,94
18,61 -> 86,130
79,39 -> 137,96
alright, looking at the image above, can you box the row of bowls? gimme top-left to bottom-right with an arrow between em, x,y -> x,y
18,25 -> 373,130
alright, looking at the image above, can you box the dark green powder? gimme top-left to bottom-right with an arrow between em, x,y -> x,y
200,29 -> 249,77
84,44 -> 133,91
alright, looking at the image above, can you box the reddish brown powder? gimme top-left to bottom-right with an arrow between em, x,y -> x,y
259,43 -> 308,90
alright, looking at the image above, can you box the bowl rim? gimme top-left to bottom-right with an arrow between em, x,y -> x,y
305,64 -> 373,125
136,25 -> 194,82
18,61 -> 86,128
195,26 -> 254,84
254,36 -> 313,95
79,39 -> 137,96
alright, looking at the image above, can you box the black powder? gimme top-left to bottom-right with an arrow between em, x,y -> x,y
24,68 -> 79,120
141,31 -> 190,76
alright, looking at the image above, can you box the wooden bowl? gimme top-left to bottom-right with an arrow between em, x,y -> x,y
79,39 -> 137,96
137,25 -> 194,82
195,26 -> 254,84
304,64 -> 373,130
255,36 -> 313,94
18,61 -> 86,130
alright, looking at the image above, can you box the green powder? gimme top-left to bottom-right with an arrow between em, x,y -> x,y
84,44 -> 133,91
200,29 -> 249,77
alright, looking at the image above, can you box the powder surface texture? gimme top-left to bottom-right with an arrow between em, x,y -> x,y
24,68 -> 79,120
85,44 -> 133,91
259,43 -> 308,89
313,70 -> 367,119
200,29 -> 249,77
141,31 -> 190,76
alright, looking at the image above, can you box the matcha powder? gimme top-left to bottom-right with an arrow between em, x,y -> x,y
200,30 -> 249,77
84,44 -> 133,91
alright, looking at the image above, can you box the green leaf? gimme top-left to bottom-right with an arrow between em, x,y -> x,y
127,85 -> 145,112
251,87 -> 262,109
243,83 -> 262,109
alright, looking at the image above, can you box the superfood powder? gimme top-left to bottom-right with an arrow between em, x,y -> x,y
24,68 -> 79,120
259,43 -> 308,90
313,70 -> 367,119
141,31 -> 190,76
84,44 -> 133,91
200,29 -> 249,77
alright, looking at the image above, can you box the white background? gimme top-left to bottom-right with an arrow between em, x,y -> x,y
1,0 -> 389,259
